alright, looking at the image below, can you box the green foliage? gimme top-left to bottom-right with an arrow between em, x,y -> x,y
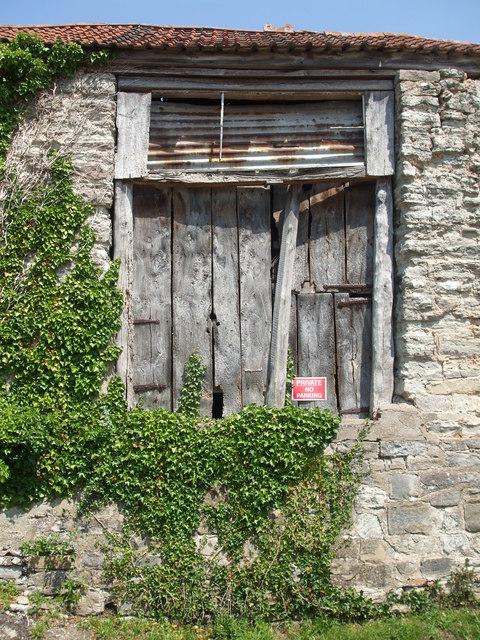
0,156 -> 123,506
21,532 -> 74,562
0,580 -> 21,610
178,352 -> 208,418
285,348 -> 295,405
0,33 -> 89,168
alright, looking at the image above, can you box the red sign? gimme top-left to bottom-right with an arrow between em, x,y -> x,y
292,377 -> 327,401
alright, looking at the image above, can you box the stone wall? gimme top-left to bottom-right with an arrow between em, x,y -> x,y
4,71 -> 116,273
1,68 -> 480,614
332,69 -> 480,599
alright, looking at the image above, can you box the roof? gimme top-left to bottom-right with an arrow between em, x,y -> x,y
0,24 -> 480,57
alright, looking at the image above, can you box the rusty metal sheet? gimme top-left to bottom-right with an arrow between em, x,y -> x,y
148,99 -> 364,173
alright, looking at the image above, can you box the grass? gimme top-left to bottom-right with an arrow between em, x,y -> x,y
85,609 -> 480,640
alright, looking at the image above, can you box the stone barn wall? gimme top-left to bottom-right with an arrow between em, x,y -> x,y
0,68 -> 479,613
331,68 -> 480,599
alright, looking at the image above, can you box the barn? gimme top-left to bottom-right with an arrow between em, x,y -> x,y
0,23 -> 479,608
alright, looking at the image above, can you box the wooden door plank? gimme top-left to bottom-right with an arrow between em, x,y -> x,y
364,91 -> 395,177
297,293 -> 337,412
273,185 -> 309,292
172,187 -> 213,415
115,92 -> 151,179
238,186 -> 271,406
266,186 -> 301,407
114,181 -> 135,407
335,293 -> 372,412
212,187 -> 242,415
371,179 -> 395,415
132,187 -> 172,409
345,183 -> 375,285
309,183 -> 346,289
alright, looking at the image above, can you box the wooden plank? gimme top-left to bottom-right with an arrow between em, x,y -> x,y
297,293 -> 337,412
345,183 -> 375,285
309,183 -> 346,289
119,76 -> 394,94
335,292 -> 372,412
132,187 -> 172,410
114,181 -> 135,407
273,186 -> 309,292
172,187 -> 213,415
212,187 -> 242,415
289,294 -> 299,382
137,165 -> 367,185
115,92 -> 151,180
266,186 -> 301,407
370,179 -> 395,416
364,91 -> 395,176
238,186 -> 272,406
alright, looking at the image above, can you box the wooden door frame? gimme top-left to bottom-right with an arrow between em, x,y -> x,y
113,89 -> 395,416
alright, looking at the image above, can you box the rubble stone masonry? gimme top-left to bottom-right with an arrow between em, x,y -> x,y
0,68 -> 479,612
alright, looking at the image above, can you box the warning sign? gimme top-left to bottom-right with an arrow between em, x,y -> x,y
292,377 -> 327,401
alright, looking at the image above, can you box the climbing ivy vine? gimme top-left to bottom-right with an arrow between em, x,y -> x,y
0,32 -> 369,624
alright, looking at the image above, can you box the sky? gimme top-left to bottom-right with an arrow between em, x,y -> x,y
1,0 -> 479,44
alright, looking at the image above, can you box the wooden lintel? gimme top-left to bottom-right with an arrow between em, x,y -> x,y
370,179 -> 395,417
114,181 -> 135,408
115,92 -> 151,180
138,165 -> 366,187
266,185 -> 302,408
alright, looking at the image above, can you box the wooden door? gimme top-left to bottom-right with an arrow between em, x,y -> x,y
132,185 -> 271,415
283,182 -> 374,415
131,182 -> 374,416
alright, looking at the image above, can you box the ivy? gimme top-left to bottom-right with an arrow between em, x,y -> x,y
0,33 -> 110,169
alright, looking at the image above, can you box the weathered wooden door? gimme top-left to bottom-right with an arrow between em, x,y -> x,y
282,182 -> 374,414
132,185 -> 272,415
132,181 -> 374,416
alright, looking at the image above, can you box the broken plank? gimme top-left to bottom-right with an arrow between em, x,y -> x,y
212,187 -> 242,416
238,186 -> 272,406
132,186 -> 172,410
172,187 -> 213,415
266,186 -> 301,407
297,293 -> 337,412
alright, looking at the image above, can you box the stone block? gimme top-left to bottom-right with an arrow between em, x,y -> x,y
390,474 -> 419,499
380,441 -> 427,458
421,557 -> 453,579
464,502 -> 480,532
355,513 -> 383,539
387,503 -> 433,535
356,486 -> 388,510
426,490 -> 461,508
360,539 -> 388,563
420,472 -> 456,491
75,589 -> 107,616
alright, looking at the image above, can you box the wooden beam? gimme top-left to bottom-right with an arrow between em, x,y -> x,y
266,185 -> 302,408
114,181 -> 135,408
370,179 -> 395,416
364,91 -> 395,176
137,165 -> 366,186
118,76 -> 393,94
115,92 -> 151,179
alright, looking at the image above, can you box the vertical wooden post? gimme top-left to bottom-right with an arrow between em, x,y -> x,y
364,91 -> 395,177
115,92 -> 151,180
370,178 -> 394,416
266,185 -> 301,408
114,181 -> 135,408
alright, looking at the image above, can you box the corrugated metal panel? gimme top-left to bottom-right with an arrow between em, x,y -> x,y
148,100 -> 364,173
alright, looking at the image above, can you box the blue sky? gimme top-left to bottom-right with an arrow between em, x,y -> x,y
1,0 -> 479,44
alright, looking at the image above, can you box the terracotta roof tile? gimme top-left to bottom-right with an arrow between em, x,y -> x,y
0,23 -> 479,57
